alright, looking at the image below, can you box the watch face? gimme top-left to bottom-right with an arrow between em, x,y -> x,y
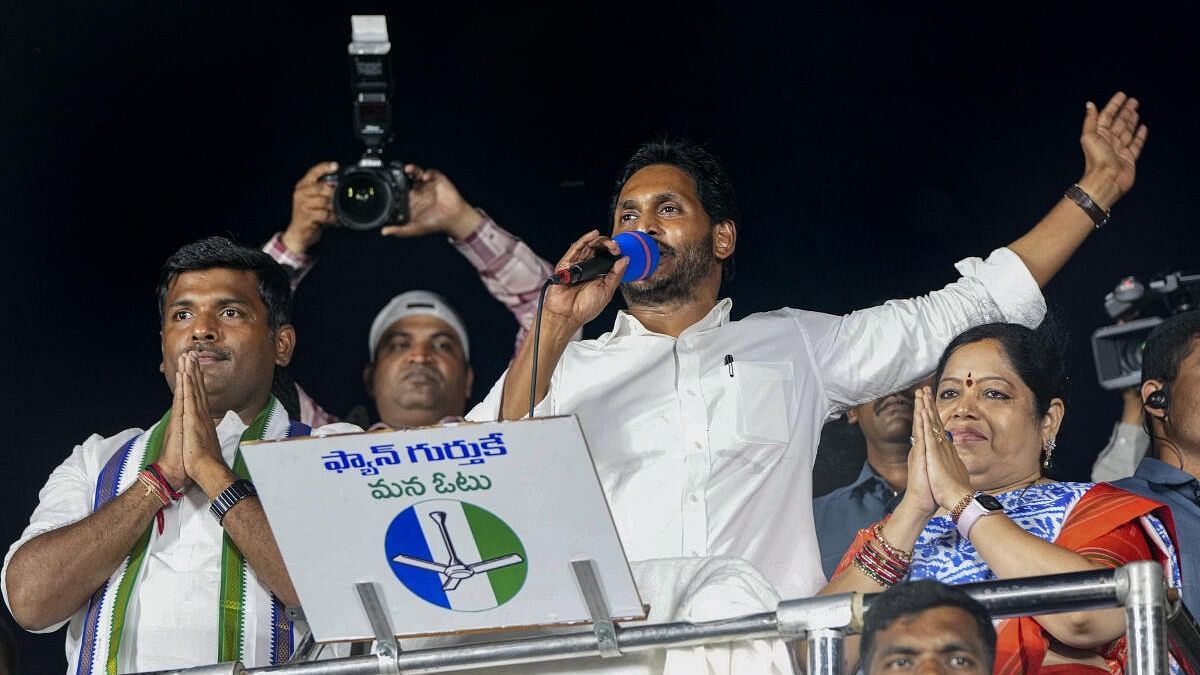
976,494 -> 1004,511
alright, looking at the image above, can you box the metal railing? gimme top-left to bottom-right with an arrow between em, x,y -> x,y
137,560 -> 1189,675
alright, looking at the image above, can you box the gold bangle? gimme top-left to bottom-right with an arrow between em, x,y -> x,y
872,522 -> 912,562
950,492 -> 976,524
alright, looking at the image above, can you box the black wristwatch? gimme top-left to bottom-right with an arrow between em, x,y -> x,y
209,479 -> 258,524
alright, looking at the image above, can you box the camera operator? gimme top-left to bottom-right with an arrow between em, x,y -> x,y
1091,385 -> 1151,481
263,160 -> 555,428
1113,310 -> 1200,613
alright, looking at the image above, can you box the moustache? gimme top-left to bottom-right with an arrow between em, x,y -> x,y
190,343 -> 232,360
874,394 -> 914,415
400,363 -> 443,382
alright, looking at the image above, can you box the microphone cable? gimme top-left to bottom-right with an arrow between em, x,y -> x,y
529,278 -> 554,419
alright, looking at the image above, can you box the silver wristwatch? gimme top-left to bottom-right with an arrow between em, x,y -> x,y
209,479 -> 258,524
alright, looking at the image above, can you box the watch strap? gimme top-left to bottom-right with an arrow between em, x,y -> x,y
1065,184 -> 1110,229
209,479 -> 258,524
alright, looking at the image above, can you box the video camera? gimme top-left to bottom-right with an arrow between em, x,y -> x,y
324,16 -> 414,231
1091,271 -> 1200,389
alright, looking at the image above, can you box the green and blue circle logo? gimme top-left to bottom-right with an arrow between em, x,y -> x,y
384,499 -> 528,611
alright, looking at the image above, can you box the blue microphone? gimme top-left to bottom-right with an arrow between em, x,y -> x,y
552,231 -> 660,285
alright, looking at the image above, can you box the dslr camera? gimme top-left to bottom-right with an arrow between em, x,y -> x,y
323,16 -> 414,231
1091,270 -> 1200,389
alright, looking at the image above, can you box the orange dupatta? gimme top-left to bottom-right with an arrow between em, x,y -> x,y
992,483 -> 1178,675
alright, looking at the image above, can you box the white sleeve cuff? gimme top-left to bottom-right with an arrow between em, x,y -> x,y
953,247 -> 1046,329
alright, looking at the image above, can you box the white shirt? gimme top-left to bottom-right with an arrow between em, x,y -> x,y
469,247 -> 1044,603
1,410 -> 357,673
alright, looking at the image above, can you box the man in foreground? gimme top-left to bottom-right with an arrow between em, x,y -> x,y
2,237 -> 356,672
861,580 -> 996,674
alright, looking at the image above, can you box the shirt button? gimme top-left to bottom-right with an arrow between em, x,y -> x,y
691,442 -> 702,449
686,388 -> 696,396
688,493 -> 700,503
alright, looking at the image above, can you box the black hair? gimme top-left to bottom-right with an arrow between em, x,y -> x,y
610,139 -> 740,281
156,236 -> 293,331
932,321 -> 1068,419
156,236 -> 300,420
1140,311 -> 1200,441
861,580 -> 996,671
1142,310 -> 1200,387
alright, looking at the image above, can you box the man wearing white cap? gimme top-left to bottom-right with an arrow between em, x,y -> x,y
362,290 -> 474,429
262,162 -> 553,428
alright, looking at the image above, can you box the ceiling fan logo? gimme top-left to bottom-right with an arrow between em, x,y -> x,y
385,499 -> 528,611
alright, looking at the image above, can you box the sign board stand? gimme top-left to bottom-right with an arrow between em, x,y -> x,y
571,559 -> 621,658
290,558 -> 626,664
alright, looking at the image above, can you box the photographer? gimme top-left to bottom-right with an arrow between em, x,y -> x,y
264,160 -> 554,428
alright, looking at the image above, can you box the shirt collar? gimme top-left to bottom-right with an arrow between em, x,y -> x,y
848,461 -> 904,505
216,409 -> 249,445
848,461 -> 885,490
600,298 -> 733,344
1134,456 -> 1200,487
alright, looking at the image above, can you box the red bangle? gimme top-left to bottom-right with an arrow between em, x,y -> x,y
136,471 -> 171,535
858,553 -> 903,586
856,543 -> 907,586
865,541 -> 909,578
146,463 -> 183,500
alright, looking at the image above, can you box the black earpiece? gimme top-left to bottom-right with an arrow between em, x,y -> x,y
1146,388 -> 1169,411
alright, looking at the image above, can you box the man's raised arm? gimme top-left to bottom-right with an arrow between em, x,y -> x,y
1007,92 -> 1146,288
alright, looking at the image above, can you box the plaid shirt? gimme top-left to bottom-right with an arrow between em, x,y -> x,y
263,212 -> 553,427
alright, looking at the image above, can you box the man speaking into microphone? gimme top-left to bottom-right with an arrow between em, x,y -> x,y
468,94 -> 1145,667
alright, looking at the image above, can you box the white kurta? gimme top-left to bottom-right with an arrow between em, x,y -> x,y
1,410 -> 357,673
469,247 -> 1044,607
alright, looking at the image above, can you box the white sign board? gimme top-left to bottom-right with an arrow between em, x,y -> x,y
241,415 -> 645,643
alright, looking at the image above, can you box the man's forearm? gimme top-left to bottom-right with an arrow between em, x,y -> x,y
194,463 -> 300,607
452,215 -> 556,357
1006,171 -> 1121,288
499,315 -> 577,421
6,486 -> 163,630
219,497 -> 300,608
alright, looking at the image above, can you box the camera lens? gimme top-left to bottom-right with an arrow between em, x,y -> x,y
1118,337 -> 1146,373
333,170 -> 394,230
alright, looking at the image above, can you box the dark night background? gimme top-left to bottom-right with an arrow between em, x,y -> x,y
1,2 -> 1195,670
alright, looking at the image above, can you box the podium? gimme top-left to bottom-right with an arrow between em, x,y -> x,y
240,415 -> 646,655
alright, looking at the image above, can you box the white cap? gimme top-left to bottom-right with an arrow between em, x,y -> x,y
368,290 -> 470,361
